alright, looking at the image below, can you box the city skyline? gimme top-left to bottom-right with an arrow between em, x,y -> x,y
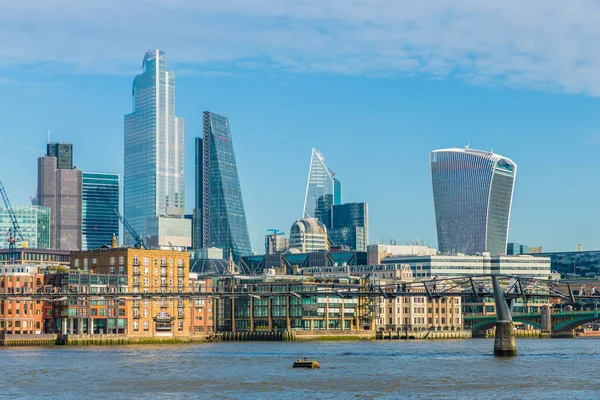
2,3 -> 600,253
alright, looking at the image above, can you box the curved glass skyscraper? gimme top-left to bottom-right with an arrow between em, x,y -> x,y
430,148 -> 517,256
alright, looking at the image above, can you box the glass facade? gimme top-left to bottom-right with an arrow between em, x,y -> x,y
47,142 -> 73,170
0,206 -> 50,249
124,50 -> 185,246
430,148 -> 516,256
195,112 -> 251,260
82,172 -> 120,250
303,149 -> 341,220
328,202 -> 369,251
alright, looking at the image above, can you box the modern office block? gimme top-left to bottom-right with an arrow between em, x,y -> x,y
431,148 -> 517,256
195,112 -> 251,260
0,206 -> 51,249
82,172 -> 119,250
303,149 -> 341,221
37,156 -> 82,250
328,202 -> 369,251
47,142 -> 73,170
124,49 -> 187,248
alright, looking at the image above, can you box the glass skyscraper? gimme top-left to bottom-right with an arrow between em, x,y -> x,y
328,202 -> 369,251
303,148 -> 341,220
124,50 -> 187,248
82,172 -> 119,250
47,142 -> 73,170
430,148 -> 517,256
0,206 -> 51,249
195,111 -> 251,260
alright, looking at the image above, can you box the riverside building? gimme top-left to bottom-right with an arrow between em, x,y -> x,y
70,247 -> 193,338
431,147 -> 517,256
0,265 -> 45,335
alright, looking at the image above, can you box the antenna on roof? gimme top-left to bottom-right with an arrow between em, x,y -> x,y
465,143 -> 470,149
47,129 -> 50,145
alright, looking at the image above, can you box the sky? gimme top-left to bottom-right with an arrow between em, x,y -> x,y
1,0 -> 599,253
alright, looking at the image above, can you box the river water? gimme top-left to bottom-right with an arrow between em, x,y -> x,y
1,339 -> 599,399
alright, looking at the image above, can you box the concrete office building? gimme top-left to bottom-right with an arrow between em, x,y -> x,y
289,218 -> 328,253
367,244 -> 437,265
431,148 -> 517,256
124,49 -> 190,250
37,155 -> 82,250
381,254 -> 552,278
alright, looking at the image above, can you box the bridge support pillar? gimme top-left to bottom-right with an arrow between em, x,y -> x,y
492,276 -> 517,357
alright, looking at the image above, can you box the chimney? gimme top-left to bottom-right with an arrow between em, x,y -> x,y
112,234 -> 117,248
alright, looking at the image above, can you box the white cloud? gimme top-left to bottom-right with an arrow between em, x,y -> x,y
2,0 -> 600,94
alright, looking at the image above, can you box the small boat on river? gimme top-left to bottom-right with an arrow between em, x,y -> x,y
293,358 -> 320,369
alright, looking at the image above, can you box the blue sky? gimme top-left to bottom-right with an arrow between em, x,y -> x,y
1,0 -> 599,252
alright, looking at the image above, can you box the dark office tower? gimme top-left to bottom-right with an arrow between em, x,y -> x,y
81,172 -> 120,250
47,142 -> 73,170
431,147 -> 517,256
328,202 -> 368,251
195,112 -> 252,260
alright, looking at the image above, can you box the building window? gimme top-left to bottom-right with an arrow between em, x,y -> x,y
143,309 -> 148,317
143,257 -> 149,266
144,268 -> 148,276
110,257 -> 115,266
83,258 -> 88,268
119,266 -> 124,275
92,258 -> 97,265
109,267 -> 115,275
133,321 -> 139,331
133,257 -> 139,266
143,321 -> 149,331
178,321 -> 183,331
74,259 -> 80,268
119,256 -> 125,265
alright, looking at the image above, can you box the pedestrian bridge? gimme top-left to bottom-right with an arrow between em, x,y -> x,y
464,309 -> 600,334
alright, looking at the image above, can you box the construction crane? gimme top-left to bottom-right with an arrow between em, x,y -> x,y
113,209 -> 148,250
0,180 -> 25,262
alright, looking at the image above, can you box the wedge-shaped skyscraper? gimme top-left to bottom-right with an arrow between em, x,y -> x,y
195,112 -> 251,260
431,148 -> 517,256
303,149 -> 341,221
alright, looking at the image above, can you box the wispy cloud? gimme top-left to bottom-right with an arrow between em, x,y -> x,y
2,1 -> 600,94
0,78 -> 18,85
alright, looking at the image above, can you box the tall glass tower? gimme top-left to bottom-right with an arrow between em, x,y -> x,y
82,172 -> 119,250
124,50 -> 186,247
195,112 -> 251,260
303,148 -> 341,220
430,148 -> 517,256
